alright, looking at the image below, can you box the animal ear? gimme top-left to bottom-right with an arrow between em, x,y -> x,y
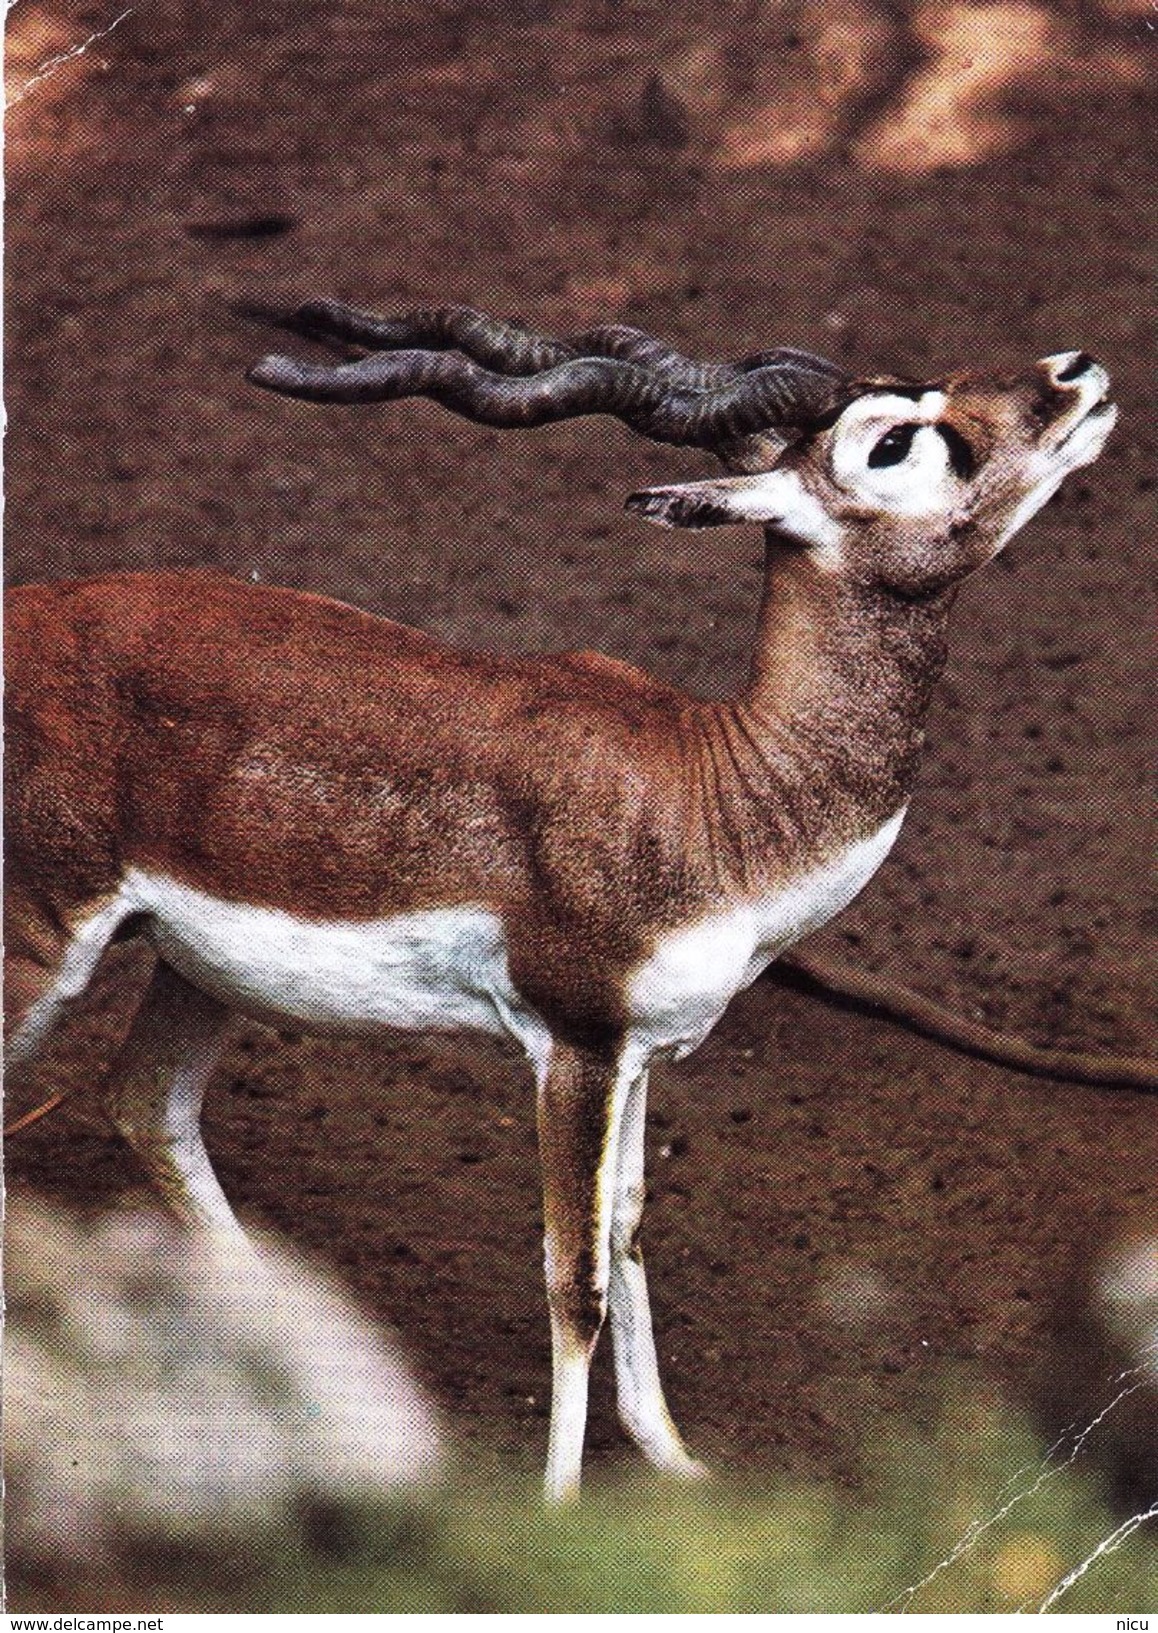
626,469 -> 839,549
624,477 -> 757,530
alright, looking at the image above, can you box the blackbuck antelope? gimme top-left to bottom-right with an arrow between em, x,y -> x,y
5,304 -> 1117,1501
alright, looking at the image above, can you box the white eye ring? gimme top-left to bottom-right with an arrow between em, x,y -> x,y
828,390 -> 960,516
829,390 -> 949,493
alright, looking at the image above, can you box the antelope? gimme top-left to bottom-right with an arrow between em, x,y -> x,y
5,302 -> 1117,1502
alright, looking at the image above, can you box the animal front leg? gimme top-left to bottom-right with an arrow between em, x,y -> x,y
536,1040 -> 635,1503
608,1066 -> 708,1477
101,960 -> 243,1235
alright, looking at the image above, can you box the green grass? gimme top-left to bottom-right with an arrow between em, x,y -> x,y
230,1402 -> 1156,1614
20,1394 -> 1153,1612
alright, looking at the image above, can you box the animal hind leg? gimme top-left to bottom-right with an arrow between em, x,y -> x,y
4,890 -> 131,1074
5,952 -> 73,1075
101,960 -> 242,1235
608,1066 -> 707,1477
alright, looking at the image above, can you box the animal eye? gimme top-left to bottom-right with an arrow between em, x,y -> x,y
867,423 -> 919,467
936,423 -> 976,479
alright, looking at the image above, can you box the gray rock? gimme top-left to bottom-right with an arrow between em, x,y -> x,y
4,1198 -> 445,1573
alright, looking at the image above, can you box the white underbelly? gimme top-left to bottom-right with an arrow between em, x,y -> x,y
107,809 -> 903,1079
119,869 -> 551,1069
626,807 -> 907,1060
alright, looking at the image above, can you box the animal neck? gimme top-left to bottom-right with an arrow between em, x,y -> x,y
695,535 -> 955,856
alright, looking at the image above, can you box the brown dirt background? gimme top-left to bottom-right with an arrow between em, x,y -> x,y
5,0 -> 1156,1515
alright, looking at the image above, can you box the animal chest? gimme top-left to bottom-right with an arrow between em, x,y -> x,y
624,808 -> 907,1060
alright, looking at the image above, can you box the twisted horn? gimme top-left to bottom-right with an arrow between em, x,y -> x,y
272,299 -> 849,397
286,300 -> 571,374
247,345 -> 849,451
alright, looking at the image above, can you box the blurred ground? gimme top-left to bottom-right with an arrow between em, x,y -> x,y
5,0 -> 1156,1547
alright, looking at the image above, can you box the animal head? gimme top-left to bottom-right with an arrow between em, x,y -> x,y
248,307 -> 1114,597
627,352 -> 1116,597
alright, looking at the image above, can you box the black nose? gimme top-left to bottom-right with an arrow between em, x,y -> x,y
1055,352 -> 1094,383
